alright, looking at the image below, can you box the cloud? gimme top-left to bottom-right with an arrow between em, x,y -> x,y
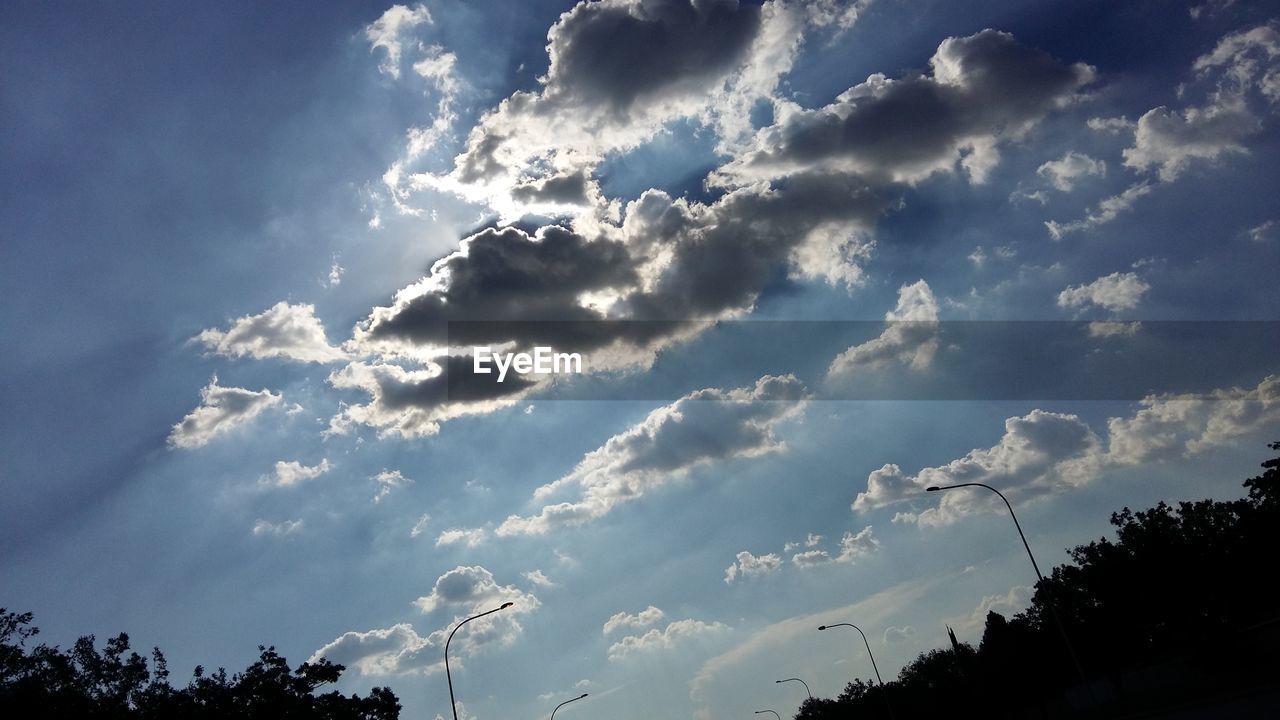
955,586 -> 1033,634
313,566 -> 539,678
262,458 -> 332,488
724,551 -> 783,584
883,625 -> 916,643
1036,151 -> 1105,192
1056,272 -> 1150,314
1044,182 -> 1154,239
1246,219 -> 1278,242
195,302 -> 347,363
607,618 -> 729,661
1106,375 -> 1280,464
435,527 -> 487,548
828,280 -> 938,378
1087,320 -> 1142,338
373,469 -> 411,502
168,376 -> 283,449
523,569 -> 555,588
603,606 -> 666,635
783,533 -> 822,552
410,513 -> 431,538
712,29 -> 1094,186
252,518 -> 303,537
789,527 -> 878,567
366,4 -> 433,79
398,0 -> 857,218
496,375 -> 808,536
854,410 -> 1103,526
855,374 -> 1280,526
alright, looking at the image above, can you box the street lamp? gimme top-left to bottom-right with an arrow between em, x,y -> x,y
445,601 -> 514,720
775,677 -> 812,699
925,482 -> 1091,692
550,693 -> 588,720
819,623 -> 894,719
754,710 -> 781,720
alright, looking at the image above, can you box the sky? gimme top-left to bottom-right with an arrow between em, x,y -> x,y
2,1 -> 1280,718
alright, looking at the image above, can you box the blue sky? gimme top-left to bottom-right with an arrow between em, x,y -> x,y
2,1 -> 1279,719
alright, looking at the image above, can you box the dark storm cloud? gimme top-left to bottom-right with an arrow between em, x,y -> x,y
543,0 -> 761,115
510,170 -> 592,206
714,29 -> 1096,185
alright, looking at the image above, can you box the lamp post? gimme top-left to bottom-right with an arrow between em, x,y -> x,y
775,677 -> 812,699
819,623 -> 894,719
926,483 -> 1095,701
550,693 -> 588,720
754,710 -> 781,720
445,602 -> 513,720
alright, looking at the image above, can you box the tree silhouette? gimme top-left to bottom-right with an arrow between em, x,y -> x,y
0,618 -> 399,719
793,441 -> 1280,718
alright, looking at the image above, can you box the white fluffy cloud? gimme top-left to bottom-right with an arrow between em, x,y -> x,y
855,410 -> 1103,527
252,518 -> 303,537
723,551 -> 783,584
1036,151 -> 1106,192
789,527 -> 878,567
168,376 -> 283,449
262,458 -> 331,488
1106,375 -> 1280,464
496,375 -> 808,536
855,374 -> 1280,526
312,565 -> 540,677
435,527 -> 487,548
607,618 -> 729,661
828,280 -> 938,378
196,302 -> 346,363
1057,272 -> 1150,314
603,605 -> 666,635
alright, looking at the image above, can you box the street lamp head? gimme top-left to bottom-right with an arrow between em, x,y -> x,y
817,625 -> 827,631
579,694 -> 588,699
500,602 -> 514,609
926,486 -> 940,492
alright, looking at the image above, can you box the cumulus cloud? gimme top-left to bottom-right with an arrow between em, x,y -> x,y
196,302 -> 346,363
1056,272 -> 1150,314
310,623 -> 439,676
828,280 -> 938,378
1126,24 -> 1280,181
311,568 -> 537,678
366,4 -> 433,79
398,0 -> 859,218
956,586 -> 1034,633
1036,151 -> 1106,192
607,618 -> 729,661
1087,320 -> 1142,338
855,410 -> 1103,527
603,606 -> 666,635
790,527 -> 878,567
712,29 -> 1094,186
1050,24 -> 1279,237
724,551 -> 783,584
1106,375 -> 1280,464
262,458 -> 332,488
435,527 -> 487,548
495,375 -> 808,536
855,374 -> 1280,526
523,569 -> 555,588
168,376 -> 283,449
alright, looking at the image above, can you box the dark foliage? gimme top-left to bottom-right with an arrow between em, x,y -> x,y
796,441 -> 1280,719
0,617 -> 399,720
